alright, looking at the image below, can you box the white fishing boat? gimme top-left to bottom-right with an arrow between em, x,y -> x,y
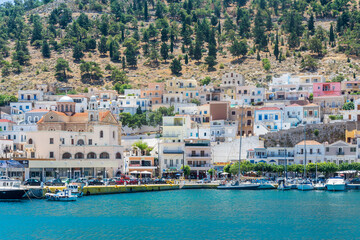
313,182 -> 326,190
326,177 -> 346,191
67,184 -> 83,197
297,180 -> 314,191
45,189 -> 77,201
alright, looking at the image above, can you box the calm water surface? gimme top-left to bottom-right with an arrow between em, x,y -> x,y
1,189 -> 360,239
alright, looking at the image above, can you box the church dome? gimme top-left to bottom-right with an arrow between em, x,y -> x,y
58,96 -> 74,103
90,95 -> 97,102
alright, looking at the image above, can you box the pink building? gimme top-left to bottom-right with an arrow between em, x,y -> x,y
313,82 -> 341,97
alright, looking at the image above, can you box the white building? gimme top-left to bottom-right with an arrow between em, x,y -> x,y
294,140 -> 324,164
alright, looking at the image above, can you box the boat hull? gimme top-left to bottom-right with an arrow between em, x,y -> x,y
217,184 -> 260,190
0,189 -> 26,200
326,184 -> 346,191
297,184 -> 314,191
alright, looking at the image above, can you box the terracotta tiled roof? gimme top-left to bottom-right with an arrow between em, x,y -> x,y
296,140 -> 322,146
99,111 -> 110,121
286,104 -> 301,107
257,107 -> 280,111
0,119 -> 15,123
67,95 -> 86,98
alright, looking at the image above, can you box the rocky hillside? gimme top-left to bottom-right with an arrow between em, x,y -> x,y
0,0 -> 359,94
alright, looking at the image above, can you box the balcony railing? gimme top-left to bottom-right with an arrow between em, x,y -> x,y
187,154 -> 210,157
163,150 -> 184,154
336,152 -> 345,155
187,164 -> 211,168
185,143 -> 210,147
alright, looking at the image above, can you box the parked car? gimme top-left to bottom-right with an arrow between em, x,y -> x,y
87,179 -> 104,185
114,178 -> 127,185
127,179 -> 138,185
153,179 -> 167,184
140,178 -> 153,184
197,178 -> 211,184
45,178 -> 64,186
23,178 -> 41,186
71,178 -> 87,187
103,178 -> 117,185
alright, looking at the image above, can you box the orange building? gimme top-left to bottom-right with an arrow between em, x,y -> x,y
141,82 -> 164,106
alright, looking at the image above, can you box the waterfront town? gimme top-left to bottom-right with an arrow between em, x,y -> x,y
1,72 -> 360,185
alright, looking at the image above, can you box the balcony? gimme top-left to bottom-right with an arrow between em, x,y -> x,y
187,154 -> 210,158
268,154 -> 294,158
185,143 -> 210,147
336,152 -> 345,155
187,164 -> 211,168
163,150 -> 184,154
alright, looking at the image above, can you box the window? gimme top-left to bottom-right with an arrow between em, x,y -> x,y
232,111 -> 236,115
50,138 -> 54,144
77,139 -> 85,146
116,152 -> 122,159
49,152 -> 54,158
350,147 -> 356,152
75,153 -> 84,159
31,152 -> 35,158
88,139 -> 92,145
204,111 -> 207,114
326,147 -> 329,152
100,131 -> 104,138
275,114 -> 279,120
264,114 -> 268,120
62,152 -> 72,159
258,114 -> 262,121
100,152 -> 110,159
28,138 -> 33,144
87,152 -> 97,159
113,131 -> 116,139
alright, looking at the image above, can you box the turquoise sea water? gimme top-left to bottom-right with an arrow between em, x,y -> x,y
1,189 -> 360,239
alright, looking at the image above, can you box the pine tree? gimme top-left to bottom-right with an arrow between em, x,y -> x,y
229,39 -> 248,59
160,42 -> 169,63
31,16 -> 43,43
194,40 -> 202,62
98,36 -> 108,55
144,1 -> 149,21
329,24 -> 335,42
170,58 -> 182,74
122,56 -> 126,70
73,43 -> 84,61
257,50 -> 261,61
274,34 -> 279,60
41,40 -> 51,58
208,42 -> 217,59
184,54 -> 188,64
308,14 -> 315,35
253,11 -> 267,49
125,45 -> 137,67
161,28 -> 168,42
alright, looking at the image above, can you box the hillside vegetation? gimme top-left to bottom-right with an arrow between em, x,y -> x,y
0,0 -> 359,93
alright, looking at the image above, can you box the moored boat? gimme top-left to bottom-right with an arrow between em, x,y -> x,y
0,177 -> 28,200
217,181 -> 260,190
297,181 -> 314,191
313,182 -> 326,190
45,189 -> 77,201
326,177 -> 346,191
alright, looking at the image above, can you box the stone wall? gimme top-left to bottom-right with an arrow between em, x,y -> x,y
262,122 -> 349,147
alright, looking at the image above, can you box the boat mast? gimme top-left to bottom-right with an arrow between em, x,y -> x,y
238,105 -> 244,181
304,123 -> 307,178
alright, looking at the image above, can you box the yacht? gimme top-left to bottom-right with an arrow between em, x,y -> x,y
217,180 -> 260,190
0,177 -> 27,200
313,182 -> 326,190
326,177 -> 346,191
277,178 -> 291,190
297,180 -> 314,191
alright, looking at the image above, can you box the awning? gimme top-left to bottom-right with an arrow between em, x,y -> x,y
221,172 -> 229,175
141,171 -> 152,174
130,171 -> 139,174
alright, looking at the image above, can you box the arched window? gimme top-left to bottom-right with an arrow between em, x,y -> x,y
113,131 -> 115,139
100,152 -> 109,159
77,139 -> 85,146
61,105 -> 64,112
87,152 -> 96,159
116,152 -> 122,159
65,105 -> 68,112
75,152 -> 84,159
62,152 -> 72,159
28,138 -> 33,144
100,131 -> 103,138
90,114 -> 94,121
